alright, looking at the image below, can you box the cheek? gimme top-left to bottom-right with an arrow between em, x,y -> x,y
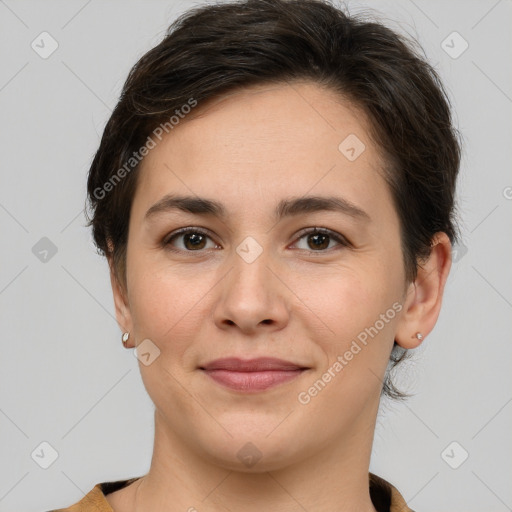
127,262 -> 206,349
293,269 -> 402,417
300,261 -> 403,365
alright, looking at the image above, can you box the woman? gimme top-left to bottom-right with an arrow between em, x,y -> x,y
49,0 -> 460,510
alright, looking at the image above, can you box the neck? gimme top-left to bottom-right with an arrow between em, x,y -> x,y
132,407 -> 380,512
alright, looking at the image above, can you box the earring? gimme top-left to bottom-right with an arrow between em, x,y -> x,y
122,332 -> 130,347
415,332 -> 424,341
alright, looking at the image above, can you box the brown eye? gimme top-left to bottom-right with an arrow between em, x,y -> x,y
163,226 -> 348,254
181,232 -> 207,250
294,228 -> 348,252
164,228 -> 218,252
307,232 -> 330,250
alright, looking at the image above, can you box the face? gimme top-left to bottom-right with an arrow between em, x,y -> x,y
114,81 -> 411,471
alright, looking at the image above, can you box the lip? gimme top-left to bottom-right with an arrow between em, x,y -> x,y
200,357 -> 309,392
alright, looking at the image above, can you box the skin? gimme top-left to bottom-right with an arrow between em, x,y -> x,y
105,81 -> 451,511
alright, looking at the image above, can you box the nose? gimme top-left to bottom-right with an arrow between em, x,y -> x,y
213,249 -> 290,335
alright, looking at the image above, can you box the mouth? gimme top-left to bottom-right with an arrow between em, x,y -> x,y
199,357 -> 310,392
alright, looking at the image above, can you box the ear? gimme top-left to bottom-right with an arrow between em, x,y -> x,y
108,256 -> 134,347
395,232 -> 452,349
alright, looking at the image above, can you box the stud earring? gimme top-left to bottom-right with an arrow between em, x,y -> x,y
122,332 -> 130,347
415,332 -> 423,341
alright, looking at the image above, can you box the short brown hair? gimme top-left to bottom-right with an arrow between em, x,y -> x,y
85,0 -> 461,400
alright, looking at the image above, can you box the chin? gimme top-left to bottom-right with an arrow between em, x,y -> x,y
192,423 -> 308,473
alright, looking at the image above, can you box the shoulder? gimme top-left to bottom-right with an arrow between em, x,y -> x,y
44,483 -> 107,512
45,477 -> 142,512
369,472 -> 416,512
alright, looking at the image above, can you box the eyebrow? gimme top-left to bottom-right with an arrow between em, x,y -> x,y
144,194 -> 370,223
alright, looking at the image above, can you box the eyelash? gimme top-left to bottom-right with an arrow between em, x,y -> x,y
162,226 -> 350,254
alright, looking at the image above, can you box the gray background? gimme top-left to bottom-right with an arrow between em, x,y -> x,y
1,0 -> 511,510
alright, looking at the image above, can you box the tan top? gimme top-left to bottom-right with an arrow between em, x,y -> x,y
47,473 -> 414,511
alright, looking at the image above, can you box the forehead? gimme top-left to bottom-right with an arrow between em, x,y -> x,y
132,81 -> 392,224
